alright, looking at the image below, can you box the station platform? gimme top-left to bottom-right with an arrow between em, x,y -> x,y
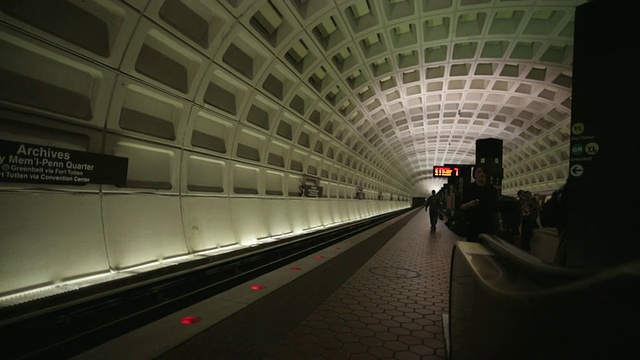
46,206 -> 635,360
73,207 -> 455,360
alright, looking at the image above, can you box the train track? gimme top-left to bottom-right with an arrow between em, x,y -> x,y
0,209 -> 411,360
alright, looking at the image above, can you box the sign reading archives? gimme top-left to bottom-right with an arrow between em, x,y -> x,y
0,140 -> 128,186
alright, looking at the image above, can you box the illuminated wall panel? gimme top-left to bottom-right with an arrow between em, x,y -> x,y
182,152 -> 228,195
262,199 -> 293,238
231,162 -> 260,196
184,107 -> 237,158
317,192 -> 334,226
106,77 -> 190,147
119,17 -> 210,99
103,135 -> 179,193
195,64 -> 251,120
102,194 -> 187,270
145,0 -> 233,58
284,198 -> 309,234
0,27 -> 116,128
181,196 -> 237,252
264,169 -> 285,196
0,0 -> 138,68
0,192 -> 108,296
229,198 -> 269,245
304,198 -> 323,230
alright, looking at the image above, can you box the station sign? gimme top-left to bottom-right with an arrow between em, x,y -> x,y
433,165 -> 461,177
302,184 -> 323,197
0,140 -> 128,186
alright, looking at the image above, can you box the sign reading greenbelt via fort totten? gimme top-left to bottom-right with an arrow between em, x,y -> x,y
0,140 -> 128,186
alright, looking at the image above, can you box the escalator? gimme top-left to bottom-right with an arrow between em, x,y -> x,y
447,234 -> 640,360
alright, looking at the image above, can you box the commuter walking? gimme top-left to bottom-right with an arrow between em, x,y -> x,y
425,190 -> 442,230
460,165 -> 498,242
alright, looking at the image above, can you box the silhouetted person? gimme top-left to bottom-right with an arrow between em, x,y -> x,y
518,189 -> 539,252
425,190 -> 442,230
540,181 -> 570,266
460,165 -> 498,242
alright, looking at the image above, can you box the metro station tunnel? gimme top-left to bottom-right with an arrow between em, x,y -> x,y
0,0 -> 638,359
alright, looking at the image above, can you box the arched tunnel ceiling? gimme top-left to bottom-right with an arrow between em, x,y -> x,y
235,0 -> 587,196
0,0 -> 589,198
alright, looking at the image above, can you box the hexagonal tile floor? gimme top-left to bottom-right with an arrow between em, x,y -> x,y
154,207 -> 456,359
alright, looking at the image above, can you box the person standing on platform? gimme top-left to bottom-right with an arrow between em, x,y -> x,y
540,181 -> 570,266
425,190 -> 442,230
518,189 -> 539,252
460,165 -> 498,242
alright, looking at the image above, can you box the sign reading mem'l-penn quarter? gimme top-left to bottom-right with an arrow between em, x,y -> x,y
0,140 -> 128,186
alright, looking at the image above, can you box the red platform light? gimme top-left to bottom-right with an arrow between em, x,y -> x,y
250,284 -> 266,290
179,316 -> 201,325
315,255 -> 325,259
291,266 -> 301,270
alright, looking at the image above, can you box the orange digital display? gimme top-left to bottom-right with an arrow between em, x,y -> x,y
433,166 -> 460,177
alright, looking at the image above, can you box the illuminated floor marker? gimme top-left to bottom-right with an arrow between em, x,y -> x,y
315,255 -> 325,259
179,316 -> 201,325
291,267 -> 301,270
250,284 -> 266,290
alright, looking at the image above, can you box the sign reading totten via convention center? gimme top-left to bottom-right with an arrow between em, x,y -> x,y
0,140 -> 128,186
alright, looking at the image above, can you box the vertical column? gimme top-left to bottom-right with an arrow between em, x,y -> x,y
566,0 -> 639,268
475,138 -> 503,195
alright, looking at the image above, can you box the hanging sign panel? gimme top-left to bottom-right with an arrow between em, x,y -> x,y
433,165 -> 461,177
0,140 -> 128,186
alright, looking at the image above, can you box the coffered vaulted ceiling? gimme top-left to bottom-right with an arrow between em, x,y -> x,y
239,0 -> 587,196
1,0 -> 589,197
